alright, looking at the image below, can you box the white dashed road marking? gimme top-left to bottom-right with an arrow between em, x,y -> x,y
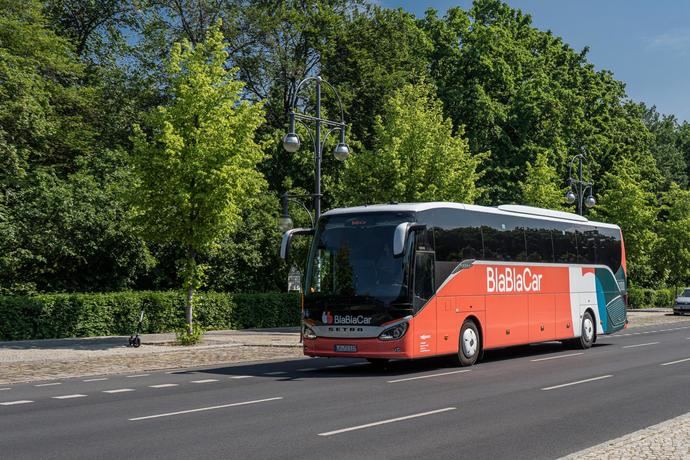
623,342 -> 659,349
229,376 -> 252,379
541,375 -> 613,391
149,384 -> 178,389
34,382 -> 61,387
1,400 -> 33,406
660,357 -> 690,366
264,372 -> 287,376
387,370 -> 471,383
126,374 -> 150,378
83,378 -> 108,382
531,353 -> 583,362
129,397 -> 284,421
191,379 -> 219,384
318,407 -> 457,436
52,394 -> 87,400
103,389 -> 135,394
0,388 -> 11,391
297,368 -> 318,372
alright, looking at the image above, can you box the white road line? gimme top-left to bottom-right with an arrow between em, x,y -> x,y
531,353 -> 584,362
660,357 -> 690,366
229,376 -> 252,379
126,374 -> 150,378
623,342 -> 660,349
103,388 -> 135,394
149,384 -> 178,388
83,378 -> 108,382
326,364 -> 349,369
264,371 -> 287,376
129,397 -> 284,421
541,375 -> 613,391
297,368 -> 318,372
318,407 -> 457,436
0,400 -> 33,406
34,382 -> 61,387
601,325 -> 690,339
0,388 -> 11,391
387,370 -> 471,383
52,394 -> 87,399
191,379 -> 219,384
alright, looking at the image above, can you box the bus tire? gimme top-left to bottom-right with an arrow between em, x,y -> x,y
576,311 -> 595,349
456,320 -> 481,367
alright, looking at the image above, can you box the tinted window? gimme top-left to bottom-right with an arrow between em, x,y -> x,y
552,223 -> 578,263
413,252 -> 435,312
430,209 -> 482,289
597,227 -> 621,272
524,226 -> 554,262
577,226 -> 598,265
432,209 -> 483,261
481,214 -> 527,261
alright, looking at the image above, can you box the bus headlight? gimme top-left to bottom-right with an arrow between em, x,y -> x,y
303,325 -> 317,340
378,322 -> 408,341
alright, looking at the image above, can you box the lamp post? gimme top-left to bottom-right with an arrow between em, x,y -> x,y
281,76 -> 349,227
565,151 -> 596,215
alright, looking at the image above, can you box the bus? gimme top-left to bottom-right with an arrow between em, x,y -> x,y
280,202 -> 627,366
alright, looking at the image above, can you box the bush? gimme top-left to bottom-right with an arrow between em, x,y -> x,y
0,291 -> 300,341
627,287 -> 676,309
176,323 -> 204,345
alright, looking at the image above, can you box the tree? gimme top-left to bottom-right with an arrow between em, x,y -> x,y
519,150 -> 565,210
656,183 -> 690,293
594,158 -> 658,287
338,82 -> 485,205
130,24 -> 266,332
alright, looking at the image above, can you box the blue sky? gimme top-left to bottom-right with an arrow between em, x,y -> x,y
381,0 -> 690,123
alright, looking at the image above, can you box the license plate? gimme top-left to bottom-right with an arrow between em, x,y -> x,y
334,344 -> 357,353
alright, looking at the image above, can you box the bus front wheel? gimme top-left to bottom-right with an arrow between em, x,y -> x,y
455,320 -> 481,367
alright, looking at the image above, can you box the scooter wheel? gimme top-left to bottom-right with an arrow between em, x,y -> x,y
133,337 -> 141,348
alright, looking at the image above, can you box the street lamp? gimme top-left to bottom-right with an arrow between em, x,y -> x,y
281,75 -> 349,227
565,151 -> 596,216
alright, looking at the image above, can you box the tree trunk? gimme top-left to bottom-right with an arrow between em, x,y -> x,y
185,283 -> 194,334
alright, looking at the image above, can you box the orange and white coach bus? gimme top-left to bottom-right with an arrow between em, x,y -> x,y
280,202 -> 627,366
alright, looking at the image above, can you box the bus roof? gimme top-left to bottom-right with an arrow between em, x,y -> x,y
321,202 -> 620,230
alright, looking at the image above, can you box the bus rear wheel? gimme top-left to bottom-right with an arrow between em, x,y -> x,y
455,320 -> 481,367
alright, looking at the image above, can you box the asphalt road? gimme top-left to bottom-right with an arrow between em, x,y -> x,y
2,321 -> 690,460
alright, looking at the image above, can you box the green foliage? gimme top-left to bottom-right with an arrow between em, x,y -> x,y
130,24 -> 267,327
0,291 -> 300,341
594,158 -> 659,286
627,287 -> 675,309
338,82 -> 485,205
176,322 -> 204,345
520,150 -> 566,210
655,183 -> 690,289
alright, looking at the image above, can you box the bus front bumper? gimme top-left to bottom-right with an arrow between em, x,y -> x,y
303,336 -> 412,359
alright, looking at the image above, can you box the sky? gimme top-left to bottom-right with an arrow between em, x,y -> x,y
381,0 -> 690,123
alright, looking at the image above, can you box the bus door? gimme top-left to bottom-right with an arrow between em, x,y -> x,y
411,228 -> 436,356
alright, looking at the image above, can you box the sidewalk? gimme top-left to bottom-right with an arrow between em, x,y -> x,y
0,328 -> 302,385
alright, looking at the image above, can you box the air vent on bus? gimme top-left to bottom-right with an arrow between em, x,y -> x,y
496,205 -> 588,222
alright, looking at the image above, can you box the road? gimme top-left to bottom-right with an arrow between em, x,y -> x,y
2,321 -> 690,459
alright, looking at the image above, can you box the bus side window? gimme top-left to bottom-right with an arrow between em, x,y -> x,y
553,224 -> 578,263
577,226 -> 598,265
597,227 -> 621,273
525,227 -> 554,262
481,214 -> 527,262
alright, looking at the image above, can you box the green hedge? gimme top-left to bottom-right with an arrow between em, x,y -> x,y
627,287 -> 676,309
0,291 -> 300,341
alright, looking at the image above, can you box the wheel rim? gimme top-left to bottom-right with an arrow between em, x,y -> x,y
462,328 -> 477,357
583,316 -> 594,342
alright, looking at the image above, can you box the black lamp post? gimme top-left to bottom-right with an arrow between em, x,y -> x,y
281,76 -> 349,228
565,151 -> 596,215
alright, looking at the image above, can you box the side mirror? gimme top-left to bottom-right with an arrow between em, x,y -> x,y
280,228 -> 315,260
393,223 -> 427,256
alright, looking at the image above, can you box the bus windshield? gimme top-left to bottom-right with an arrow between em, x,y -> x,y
305,212 -> 415,309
